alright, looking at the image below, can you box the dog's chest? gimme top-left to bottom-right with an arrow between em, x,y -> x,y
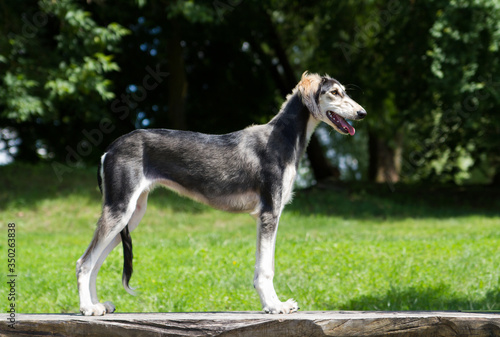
281,165 -> 297,205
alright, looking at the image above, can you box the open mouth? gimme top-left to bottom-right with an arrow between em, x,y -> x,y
327,111 -> 355,136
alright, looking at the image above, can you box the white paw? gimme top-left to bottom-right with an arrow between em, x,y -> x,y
80,301 -> 115,316
263,298 -> 299,314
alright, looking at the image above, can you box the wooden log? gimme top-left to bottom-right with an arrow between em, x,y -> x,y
1,311 -> 500,337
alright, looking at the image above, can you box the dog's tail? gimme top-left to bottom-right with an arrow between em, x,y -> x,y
120,225 -> 135,295
97,160 -> 103,195
97,153 -> 107,195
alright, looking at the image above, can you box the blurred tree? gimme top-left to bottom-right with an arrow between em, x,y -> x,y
416,0 -> 500,184
362,0 -> 500,185
0,0 -> 129,163
302,0 -> 500,184
1,0 -> 498,185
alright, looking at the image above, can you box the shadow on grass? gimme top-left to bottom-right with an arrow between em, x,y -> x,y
0,163 -> 206,213
1,163 -> 98,211
289,182 -> 500,220
331,284 -> 500,312
2,164 -> 499,219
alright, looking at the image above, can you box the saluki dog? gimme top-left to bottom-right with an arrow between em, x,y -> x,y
76,72 -> 366,315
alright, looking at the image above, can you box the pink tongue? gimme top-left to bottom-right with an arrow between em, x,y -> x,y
339,118 -> 355,136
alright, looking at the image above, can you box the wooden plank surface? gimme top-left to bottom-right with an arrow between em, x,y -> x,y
1,311 -> 500,337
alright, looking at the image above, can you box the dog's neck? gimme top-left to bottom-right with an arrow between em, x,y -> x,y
268,92 -> 320,164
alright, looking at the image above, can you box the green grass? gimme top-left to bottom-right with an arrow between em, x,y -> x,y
1,164 -> 499,313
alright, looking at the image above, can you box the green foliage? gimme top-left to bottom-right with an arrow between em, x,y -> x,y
421,0 -> 500,183
1,1 -> 128,119
1,0 -> 499,183
167,0 -> 215,23
0,0 -> 129,161
303,0 -> 500,183
1,72 -> 44,121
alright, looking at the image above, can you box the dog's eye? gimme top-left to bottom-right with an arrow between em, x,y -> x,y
331,90 -> 339,96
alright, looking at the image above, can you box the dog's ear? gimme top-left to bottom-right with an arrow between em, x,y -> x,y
298,72 -> 322,117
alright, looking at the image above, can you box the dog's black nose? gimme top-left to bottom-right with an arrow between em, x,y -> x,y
357,110 -> 367,119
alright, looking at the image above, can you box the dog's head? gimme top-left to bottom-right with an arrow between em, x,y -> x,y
298,72 -> 366,136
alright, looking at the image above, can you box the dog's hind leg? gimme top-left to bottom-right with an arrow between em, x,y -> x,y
88,190 -> 150,308
88,234 -> 121,314
77,171 -> 149,316
253,207 -> 299,314
76,208 -> 128,316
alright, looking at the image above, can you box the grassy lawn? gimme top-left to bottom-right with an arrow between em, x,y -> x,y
1,164 -> 499,314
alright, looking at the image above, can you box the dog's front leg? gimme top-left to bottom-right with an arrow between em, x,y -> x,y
254,210 -> 298,314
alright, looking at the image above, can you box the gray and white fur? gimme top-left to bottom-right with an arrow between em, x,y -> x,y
76,72 -> 366,315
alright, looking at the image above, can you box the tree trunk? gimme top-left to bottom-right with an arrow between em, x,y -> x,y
368,131 -> 402,184
492,170 -> 500,185
307,135 -> 340,181
166,19 -> 187,130
12,123 -> 40,163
